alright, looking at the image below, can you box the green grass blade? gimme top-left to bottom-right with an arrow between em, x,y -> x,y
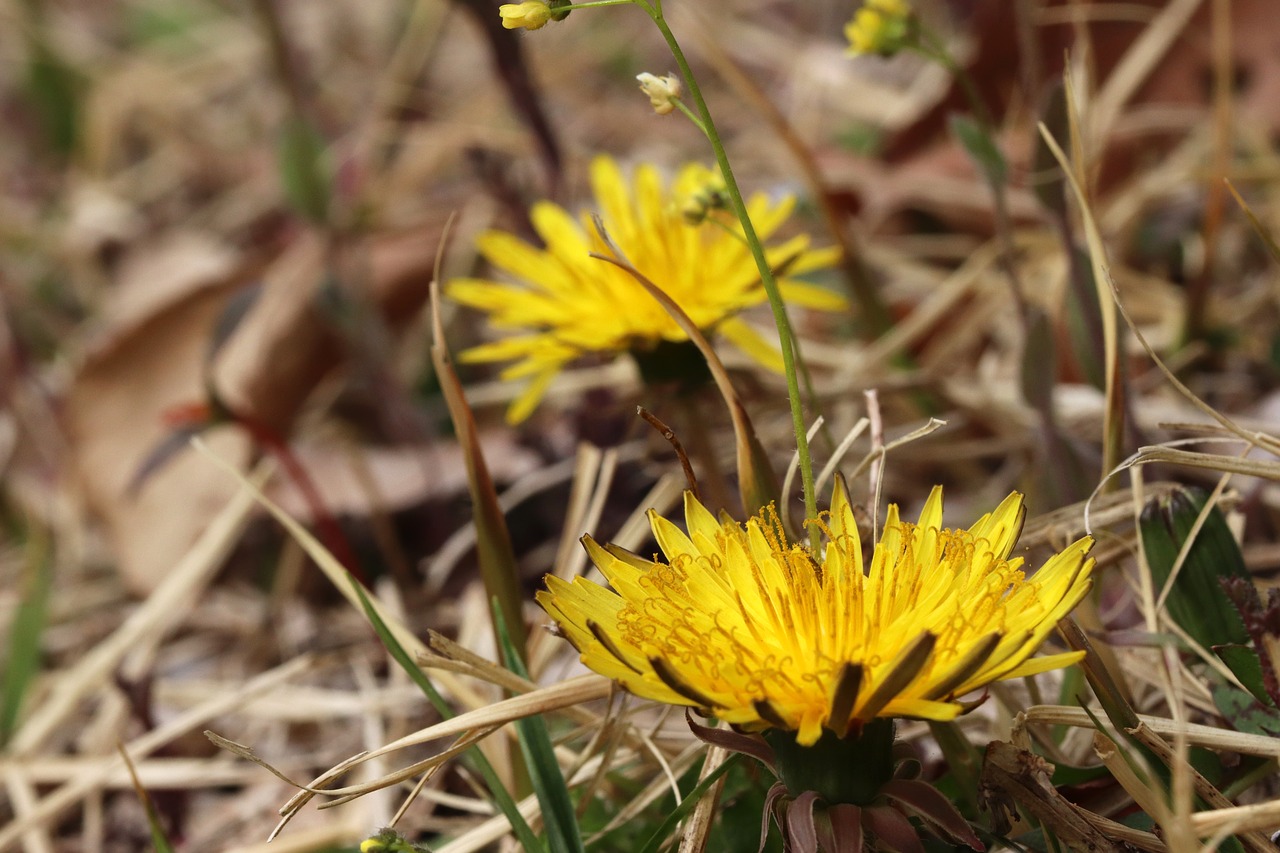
495,600 -> 586,853
429,283 -> 529,660
1,534 -> 52,746
634,754 -> 742,853
118,745 -> 177,853
348,575 -> 545,853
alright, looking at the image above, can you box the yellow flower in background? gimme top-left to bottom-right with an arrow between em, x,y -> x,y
845,0 -> 913,56
448,156 -> 843,422
538,483 -> 1094,746
499,1 -> 553,30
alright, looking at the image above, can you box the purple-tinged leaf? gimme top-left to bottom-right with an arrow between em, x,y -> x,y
785,790 -> 821,853
685,712 -> 776,771
883,779 -> 984,850
863,805 -> 925,853
827,804 -> 864,853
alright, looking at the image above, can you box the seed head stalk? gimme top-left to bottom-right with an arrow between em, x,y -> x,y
641,3 -> 820,546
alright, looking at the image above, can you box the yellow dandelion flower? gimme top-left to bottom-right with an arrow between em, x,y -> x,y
499,1 -> 553,31
845,0 -> 913,56
537,482 -> 1093,747
447,156 -> 844,423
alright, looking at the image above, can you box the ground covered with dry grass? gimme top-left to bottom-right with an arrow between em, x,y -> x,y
4,0 -> 1280,851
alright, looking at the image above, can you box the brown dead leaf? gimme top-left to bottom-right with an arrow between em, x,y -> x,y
262,433 -> 542,521
980,740 -> 1165,853
213,229 -> 436,432
67,227 -> 438,593
67,282 -> 253,594
96,231 -> 243,336
831,0 -> 1280,230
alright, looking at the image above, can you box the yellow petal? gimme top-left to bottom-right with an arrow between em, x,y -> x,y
506,370 -> 556,424
717,317 -> 785,372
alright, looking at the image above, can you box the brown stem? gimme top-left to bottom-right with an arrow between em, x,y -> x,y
638,407 -> 700,500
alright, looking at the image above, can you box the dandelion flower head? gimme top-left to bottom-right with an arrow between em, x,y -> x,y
845,0 -> 913,56
447,156 -> 843,422
538,483 -> 1094,746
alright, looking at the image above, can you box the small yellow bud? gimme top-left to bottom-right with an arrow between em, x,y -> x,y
844,0 -> 913,57
359,841 -> 384,853
676,165 -> 728,225
636,72 -> 683,116
499,2 -> 554,31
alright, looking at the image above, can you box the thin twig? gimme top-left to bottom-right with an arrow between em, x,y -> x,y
637,407 -> 699,501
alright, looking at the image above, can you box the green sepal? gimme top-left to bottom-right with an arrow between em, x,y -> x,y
765,720 -> 896,806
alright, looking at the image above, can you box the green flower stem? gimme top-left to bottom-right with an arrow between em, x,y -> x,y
644,6 -> 820,545
671,98 -> 708,136
551,0 -> 635,11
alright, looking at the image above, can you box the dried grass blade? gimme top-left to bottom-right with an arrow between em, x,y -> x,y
589,233 -> 778,517
1226,180 -> 1280,266
0,656 -> 312,853
1128,447 -> 1280,481
349,577 -> 542,850
429,280 -> 529,660
203,731 -> 318,789
1024,706 -> 1280,758
8,463 -> 266,756
1129,724 -> 1276,853
675,741 -> 730,853
191,439 -> 458,678
1038,85 -> 1125,491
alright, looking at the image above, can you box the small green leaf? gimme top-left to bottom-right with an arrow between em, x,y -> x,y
949,114 -> 1007,188
1048,762 -> 1110,787
1212,684 -> 1280,737
1139,486 -> 1251,650
1214,643 -> 1273,705
1,538 -> 51,746
277,116 -> 331,223
24,41 -> 82,158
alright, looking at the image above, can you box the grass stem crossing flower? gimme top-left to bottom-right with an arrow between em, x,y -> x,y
448,156 -> 842,422
538,483 -> 1094,746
